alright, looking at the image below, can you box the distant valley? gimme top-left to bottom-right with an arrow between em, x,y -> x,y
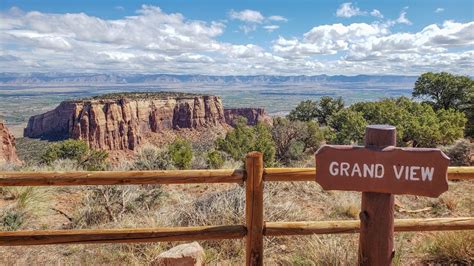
0,73 -> 417,137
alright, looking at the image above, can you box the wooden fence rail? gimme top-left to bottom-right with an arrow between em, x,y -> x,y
0,166 -> 470,187
1,218 -> 472,246
0,155 -> 473,265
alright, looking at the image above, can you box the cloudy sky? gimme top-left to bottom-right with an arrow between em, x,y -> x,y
0,0 -> 473,75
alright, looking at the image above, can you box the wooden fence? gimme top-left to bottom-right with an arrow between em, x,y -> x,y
0,152 -> 473,265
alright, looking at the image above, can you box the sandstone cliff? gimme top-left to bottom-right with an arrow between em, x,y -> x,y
224,108 -> 273,127
25,94 -> 227,150
0,122 -> 20,164
25,93 -> 273,151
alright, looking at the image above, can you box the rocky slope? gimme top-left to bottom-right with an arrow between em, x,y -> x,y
24,93 -> 271,150
0,122 -> 20,164
224,108 -> 273,127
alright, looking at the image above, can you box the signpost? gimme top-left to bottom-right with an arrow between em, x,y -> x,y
315,125 -> 450,265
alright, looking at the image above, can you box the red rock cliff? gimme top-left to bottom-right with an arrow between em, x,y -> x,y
224,108 -> 273,127
25,95 -> 226,150
0,122 -> 20,164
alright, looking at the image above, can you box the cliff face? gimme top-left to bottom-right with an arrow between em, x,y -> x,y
224,108 -> 273,127
0,123 -> 20,164
25,95 -> 226,150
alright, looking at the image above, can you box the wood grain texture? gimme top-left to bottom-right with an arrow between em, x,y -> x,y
0,167 -> 470,187
0,169 -> 244,186
0,225 -> 246,246
246,152 -> 264,266
359,192 -> 395,265
359,125 -> 396,266
3,217 -> 471,246
264,217 -> 474,236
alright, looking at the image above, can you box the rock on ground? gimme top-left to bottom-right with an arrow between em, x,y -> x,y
152,242 -> 205,266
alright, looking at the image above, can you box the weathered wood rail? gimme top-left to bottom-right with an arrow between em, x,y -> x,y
0,167 -> 469,186
0,155 -> 473,265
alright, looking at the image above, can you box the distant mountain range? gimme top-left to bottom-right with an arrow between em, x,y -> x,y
0,73 -> 418,86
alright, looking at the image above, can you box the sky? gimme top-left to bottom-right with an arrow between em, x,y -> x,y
0,0 -> 473,75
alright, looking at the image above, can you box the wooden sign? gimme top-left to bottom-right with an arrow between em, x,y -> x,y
315,145 -> 450,197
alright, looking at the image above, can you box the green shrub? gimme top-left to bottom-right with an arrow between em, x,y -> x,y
0,187 -> 51,231
41,139 -> 108,170
272,118 -> 325,164
328,109 -> 367,145
441,139 -> 472,166
216,118 -> 275,166
133,145 -> 173,170
1,209 -> 25,231
207,150 -> 225,169
350,97 -> 466,147
168,138 -> 193,169
288,100 -> 319,122
436,109 -> 467,145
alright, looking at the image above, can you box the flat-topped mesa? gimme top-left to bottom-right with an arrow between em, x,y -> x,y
0,122 -> 20,164
24,93 -> 227,150
224,108 -> 273,127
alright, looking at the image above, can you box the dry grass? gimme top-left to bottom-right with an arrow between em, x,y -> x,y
0,186 -> 52,231
273,234 -> 358,265
0,173 -> 472,264
416,231 -> 474,264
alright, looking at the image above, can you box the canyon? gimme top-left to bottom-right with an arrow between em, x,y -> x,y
24,93 -> 271,150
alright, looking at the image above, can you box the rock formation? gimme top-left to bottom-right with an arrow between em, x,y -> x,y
0,122 -> 20,164
24,92 -> 272,151
25,93 -> 226,150
224,108 -> 273,127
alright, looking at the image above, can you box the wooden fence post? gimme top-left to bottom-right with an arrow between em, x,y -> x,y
358,125 -> 396,265
245,152 -> 264,266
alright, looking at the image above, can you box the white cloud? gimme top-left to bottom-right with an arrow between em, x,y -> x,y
229,10 -> 286,34
268,15 -> 288,22
271,19 -> 474,74
273,23 -> 389,57
229,9 -> 264,23
396,11 -> 412,25
240,24 -> 257,34
263,25 -> 279,32
370,9 -> 384,18
435,8 -> 445,13
336,4 -> 383,19
0,6 -> 473,76
336,3 -> 366,18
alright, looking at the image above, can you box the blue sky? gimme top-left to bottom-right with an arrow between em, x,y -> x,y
0,1 -> 473,75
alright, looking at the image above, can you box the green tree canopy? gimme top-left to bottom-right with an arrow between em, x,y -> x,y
413,72 -> 473,110
287,97 -> 344,125
316,96 -> 345,125
327,109 -> 367,145
287,100 -> 318,122
271,117 -> 325,164
413,72 -> 473,137
216,118 -> 275,166
350,97 -> 466,147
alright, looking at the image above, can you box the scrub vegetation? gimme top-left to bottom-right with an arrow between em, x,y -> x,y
1,72 -> 473,264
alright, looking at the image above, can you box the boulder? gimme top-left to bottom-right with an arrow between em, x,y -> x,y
152,242 -> 205,266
